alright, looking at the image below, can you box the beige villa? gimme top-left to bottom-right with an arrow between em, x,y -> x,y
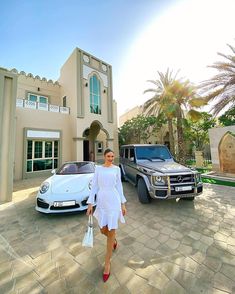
119,105 -> 173,148
0,48 -> 118,203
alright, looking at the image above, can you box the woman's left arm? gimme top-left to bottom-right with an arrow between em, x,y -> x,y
116,168 -> 127,204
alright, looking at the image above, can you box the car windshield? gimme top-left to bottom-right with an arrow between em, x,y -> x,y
136,146 -> 172,160
56,162 -> 95,175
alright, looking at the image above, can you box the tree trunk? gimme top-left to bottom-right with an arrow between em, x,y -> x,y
167,118 -> 175,157
176,109 -> 185,164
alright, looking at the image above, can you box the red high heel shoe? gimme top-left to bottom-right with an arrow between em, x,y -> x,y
113,239 -> 118,250
103,263 -> 111,282
103,272 -> 110,282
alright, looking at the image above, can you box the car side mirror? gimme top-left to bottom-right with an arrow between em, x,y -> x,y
51,169 -> 56,174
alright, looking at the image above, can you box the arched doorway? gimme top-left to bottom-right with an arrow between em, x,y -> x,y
219,131 -> 235,173
82,121 -> 109,162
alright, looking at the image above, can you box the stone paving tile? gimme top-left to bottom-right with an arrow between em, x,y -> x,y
148,269 -> 170,290
213,272 -> 235,293
125,274 -> 148,293
159,261 -> 181,279
17,281 -> 44,294
0,280 -> 15,294
162,280 -> 186,294
14,271 -> 40,292
44,278 -> 68,294
0,179 -> 235,293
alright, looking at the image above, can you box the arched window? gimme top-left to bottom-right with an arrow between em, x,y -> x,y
89,74 -> 101,114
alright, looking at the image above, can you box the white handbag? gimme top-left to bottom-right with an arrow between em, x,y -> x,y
82,215 -> 93,248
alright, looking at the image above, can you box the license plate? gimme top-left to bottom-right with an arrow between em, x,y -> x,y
54,200 -> 76,207
175,186 -> 192,192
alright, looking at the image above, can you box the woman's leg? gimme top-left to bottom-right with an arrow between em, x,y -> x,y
100,226 -> 109,236
100,226 -> 116,247
104,229 -> 116,274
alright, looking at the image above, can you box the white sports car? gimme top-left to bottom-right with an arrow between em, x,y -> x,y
36,161 -> 95,214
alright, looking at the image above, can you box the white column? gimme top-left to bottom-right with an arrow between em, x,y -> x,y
0,70 -> 17,204
75,138 -> 84,161
106,138 -> 114,150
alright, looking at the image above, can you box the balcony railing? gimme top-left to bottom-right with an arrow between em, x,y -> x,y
16,98 -> 70,114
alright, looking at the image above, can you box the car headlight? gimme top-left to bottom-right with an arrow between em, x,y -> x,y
39,182 -> 50,194
152,175 -> 166,186
88,179 -> 92,190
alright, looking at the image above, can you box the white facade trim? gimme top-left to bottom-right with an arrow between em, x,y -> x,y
83,65 -> 108,87
27,130 -> 60,139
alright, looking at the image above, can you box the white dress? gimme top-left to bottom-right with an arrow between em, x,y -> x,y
87,165 -> 127,230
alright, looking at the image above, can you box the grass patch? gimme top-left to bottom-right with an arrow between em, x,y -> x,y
202,177 -> 235,187
196,167 -> 212,173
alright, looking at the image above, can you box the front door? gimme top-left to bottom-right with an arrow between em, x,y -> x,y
219,132 -> 235,173
83,140 -> 89,161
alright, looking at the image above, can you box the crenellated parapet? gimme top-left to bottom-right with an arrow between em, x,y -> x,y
7,68 -> 60,86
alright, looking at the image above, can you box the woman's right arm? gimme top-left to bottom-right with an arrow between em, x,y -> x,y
86,167 -> 99,215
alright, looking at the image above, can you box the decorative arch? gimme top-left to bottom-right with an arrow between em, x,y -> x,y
218,131 -> 235,173
82,120 -> 110,139
82,120 -> 110,161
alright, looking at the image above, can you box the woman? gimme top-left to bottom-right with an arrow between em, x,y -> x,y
86,148 -> 127,282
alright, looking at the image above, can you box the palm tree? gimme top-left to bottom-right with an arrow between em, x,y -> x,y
165,80 -> 204,162
143,69 -> 178,156
200,43 -> 235,115
143,70 -> 204,162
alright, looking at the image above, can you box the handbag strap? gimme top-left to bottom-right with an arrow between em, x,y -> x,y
88,215 -> 93,227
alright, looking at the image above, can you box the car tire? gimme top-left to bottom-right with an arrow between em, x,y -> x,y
182,197 -> 195,201
137,178 -> 151,204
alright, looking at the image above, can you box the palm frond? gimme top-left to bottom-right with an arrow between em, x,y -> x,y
187,109 -> 202,121
189,98 -> 208,108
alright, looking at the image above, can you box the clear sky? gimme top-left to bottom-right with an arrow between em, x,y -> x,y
1,0 -> 234,117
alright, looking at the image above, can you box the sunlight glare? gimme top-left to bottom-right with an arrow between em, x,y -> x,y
115,0 -> 235,116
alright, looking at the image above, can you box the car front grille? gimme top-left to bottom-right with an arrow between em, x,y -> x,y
37,198 -> 49,209
170,174 -> 195,184
50,204 -> 80,210
81,199 -> 88,206
155,190 -> 167,197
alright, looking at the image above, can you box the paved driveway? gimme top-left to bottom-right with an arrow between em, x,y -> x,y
0,178 -> 235,294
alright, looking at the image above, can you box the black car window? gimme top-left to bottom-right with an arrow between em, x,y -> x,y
136,146 -> 172,160
130,148 -> 135,159
124,149 -> 129,159
57,162 -> 95,175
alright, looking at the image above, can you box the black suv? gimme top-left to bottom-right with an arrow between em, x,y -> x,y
119,144 -> 203,203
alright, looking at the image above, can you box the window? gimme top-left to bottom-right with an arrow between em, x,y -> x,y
57,162 -> 95,175
130,148 -> 135,159
26,140 -> 59,172
97,142 -> 103,153
63,96 -> 67,107
135,146 -> 172,160
28,93 -> 48,104
89,74 -> 101,114
124,149 -> 129,159
34,141 -> 43,158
